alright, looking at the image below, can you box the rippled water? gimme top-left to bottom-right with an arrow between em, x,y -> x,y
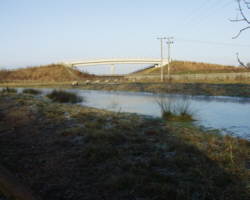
4,88 -> 250,140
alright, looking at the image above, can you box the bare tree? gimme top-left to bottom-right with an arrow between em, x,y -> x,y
236,52 -> 246,67
231,0 -> 250,38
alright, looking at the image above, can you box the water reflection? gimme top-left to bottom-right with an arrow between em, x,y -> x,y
2,88 -> 250,140
77,90 -> 250,140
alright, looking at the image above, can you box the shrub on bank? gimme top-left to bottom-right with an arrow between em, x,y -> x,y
156,95 -> 195,122
1,87 -> 17,93
22,88 -> 41,95
46,90 -> 83,103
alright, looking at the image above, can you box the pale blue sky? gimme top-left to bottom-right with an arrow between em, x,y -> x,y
0,0 -> 249,74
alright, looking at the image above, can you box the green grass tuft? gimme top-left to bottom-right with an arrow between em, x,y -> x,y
162,111 -> 194,122
1,87 -> 17,93
156,95 -> 195,122
46,90 -> 83,103
22,88 -> 41,95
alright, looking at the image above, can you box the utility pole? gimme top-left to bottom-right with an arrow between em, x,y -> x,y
157,37 -> 167,82
111,64 -> 115,75
166,37 -> 174,80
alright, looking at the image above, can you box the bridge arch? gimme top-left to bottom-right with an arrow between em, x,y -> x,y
61,58 -> 168,75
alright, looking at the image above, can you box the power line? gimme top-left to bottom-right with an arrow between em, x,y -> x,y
183,0 -> 221,26
184,0 -> 232,28
182,0 -> 213,26
192,0 -> 233,27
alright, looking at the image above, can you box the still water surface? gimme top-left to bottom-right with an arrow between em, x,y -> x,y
74,90 -> 250,140
10,88 -> 250,140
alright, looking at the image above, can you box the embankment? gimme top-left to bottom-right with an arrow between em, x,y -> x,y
0,93 -> 249,200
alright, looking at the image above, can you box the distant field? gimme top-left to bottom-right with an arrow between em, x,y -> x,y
133,60 -> 250,75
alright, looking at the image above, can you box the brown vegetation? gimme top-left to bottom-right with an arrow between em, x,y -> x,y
0,64 -> 95,82
136,60 -> 250,75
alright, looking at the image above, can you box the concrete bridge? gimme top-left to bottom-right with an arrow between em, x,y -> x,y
61,58 -> 168,75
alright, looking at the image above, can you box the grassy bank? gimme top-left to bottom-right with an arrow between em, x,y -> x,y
1,82 -> 250,98
0,64 -> 95,83
0,93 -> 249,200
79,82 -> 250,97
133,60 -> 250,75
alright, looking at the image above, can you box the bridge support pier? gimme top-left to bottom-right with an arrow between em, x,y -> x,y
111,64 -> 115,75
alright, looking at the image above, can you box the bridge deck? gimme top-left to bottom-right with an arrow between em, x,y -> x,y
61,58 -> 168,67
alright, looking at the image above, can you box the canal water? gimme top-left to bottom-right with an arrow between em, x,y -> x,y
5,88 -> 250,140
75,90 -> 250,140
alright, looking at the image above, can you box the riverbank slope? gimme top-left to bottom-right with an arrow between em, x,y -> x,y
0,93 -> 249,200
